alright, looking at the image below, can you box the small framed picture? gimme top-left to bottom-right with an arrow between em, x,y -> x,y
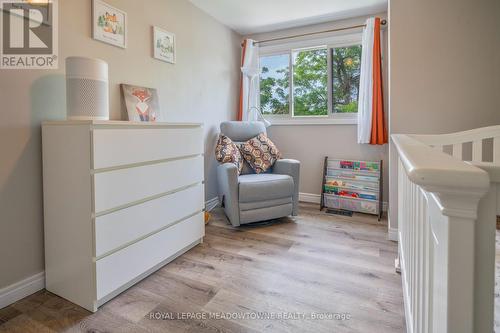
92,0 -> 127,49
121,84 -> 160,122
153,26 -> 175,64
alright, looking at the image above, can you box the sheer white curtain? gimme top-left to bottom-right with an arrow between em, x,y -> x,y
357,18 -> 375,144
240,39 -> 260,121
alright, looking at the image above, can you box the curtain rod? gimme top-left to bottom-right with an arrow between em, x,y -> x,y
242,19 -> 387,47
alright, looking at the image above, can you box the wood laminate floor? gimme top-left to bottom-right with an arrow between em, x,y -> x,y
0,203 -> 405,333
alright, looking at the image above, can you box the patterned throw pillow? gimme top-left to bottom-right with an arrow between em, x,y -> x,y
215,134 -> 243,174
239,133 -> 282,174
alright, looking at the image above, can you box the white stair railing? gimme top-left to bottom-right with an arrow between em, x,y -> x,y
410,125 -> 500,218
409,125 -> 500,163
393,128 -> 499,333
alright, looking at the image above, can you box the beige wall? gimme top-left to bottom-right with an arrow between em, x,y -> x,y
389,0 -> 500,135
268,125 -> 388,197
247,13 -> 390,201
0,0 -> 241,289
388,0 -> 500,231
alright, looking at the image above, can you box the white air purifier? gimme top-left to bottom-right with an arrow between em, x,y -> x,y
66,57 -> 109,120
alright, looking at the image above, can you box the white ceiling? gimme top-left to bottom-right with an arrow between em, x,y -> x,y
189,0 -> 387,35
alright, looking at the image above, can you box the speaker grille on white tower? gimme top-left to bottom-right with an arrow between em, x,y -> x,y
66,57 -> 109,120
66,78 -> 108,120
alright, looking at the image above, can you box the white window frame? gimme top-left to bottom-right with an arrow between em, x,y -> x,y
259,33 -> 362,125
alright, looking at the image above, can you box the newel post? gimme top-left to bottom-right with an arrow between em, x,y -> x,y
430,190 -> 490,333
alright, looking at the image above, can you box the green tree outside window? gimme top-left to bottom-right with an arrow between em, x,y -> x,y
259,44 -> 362,116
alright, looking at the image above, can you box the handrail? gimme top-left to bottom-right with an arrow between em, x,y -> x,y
392,134 -> 490,205
473,162 -> 500,182
408,125 -> 500,146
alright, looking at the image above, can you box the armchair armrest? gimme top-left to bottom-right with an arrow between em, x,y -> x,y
273,159 -> 300,215
217,163 -> 240,226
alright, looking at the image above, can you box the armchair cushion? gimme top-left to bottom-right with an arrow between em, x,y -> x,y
238,173 -> 294,203
215,134 -> 243,174
220,121 -> 266,141
239,197 -> 292,211
240,133 -> 282,174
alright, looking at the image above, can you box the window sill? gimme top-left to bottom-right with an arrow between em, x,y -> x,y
266,117 -> 358,126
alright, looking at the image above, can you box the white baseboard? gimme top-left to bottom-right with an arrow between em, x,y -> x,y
299,192 -> 321,204
299,192 -> 388,212
388,227 -> 398,241
0,272 -> 45,309
205,197 -> 219,212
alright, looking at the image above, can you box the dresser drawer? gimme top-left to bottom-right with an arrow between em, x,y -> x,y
92,127 -> 203,169
95,183 -> 204,257
95,212 -> 204,300
94,155 -> 203,213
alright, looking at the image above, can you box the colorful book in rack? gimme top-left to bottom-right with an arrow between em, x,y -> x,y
359,193 -> 377,200
325,180 -> 346,187
340,161 -> 354,169
327,170 -> 378,182
338,160 -> 379,171
323,186 -> 378,201
323,194 -> 378,214
365,162 -> 379,171
324,179 -> 378,192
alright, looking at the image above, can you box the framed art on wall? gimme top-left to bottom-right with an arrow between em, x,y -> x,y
92,0 -> 127,48
153,26 -> 175,64
121,84 -> 160,122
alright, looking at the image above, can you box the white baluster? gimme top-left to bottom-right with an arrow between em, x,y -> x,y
433,145 -> 443,153
452,143 -> 463,160
423,197 -> 431,333
413,187 -> 420,332
493,137 -> 500,163
417,189 -> 425,332
472,140 -> 482,162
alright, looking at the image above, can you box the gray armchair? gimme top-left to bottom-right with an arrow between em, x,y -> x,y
217,121 -> 300,226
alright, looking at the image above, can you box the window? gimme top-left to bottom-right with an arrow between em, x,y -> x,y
292,47 -> 328,116
331,45 -> 361,113
259,54 -> 289,115
259,35 -> 362,124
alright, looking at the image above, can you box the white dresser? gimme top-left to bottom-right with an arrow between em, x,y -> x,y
42,120 -> 205,312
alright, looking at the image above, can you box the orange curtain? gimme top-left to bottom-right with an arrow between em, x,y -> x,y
237,40 -> 248,121
370,18 -> 387,145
